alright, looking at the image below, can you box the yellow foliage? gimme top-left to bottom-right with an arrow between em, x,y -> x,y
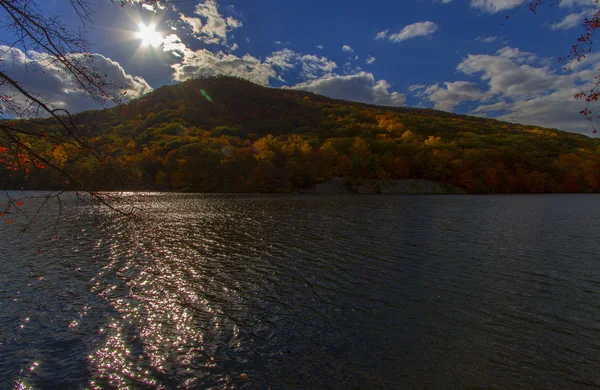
557,153 -> 582,170
254,149 -> 275,163
401,130 -> 416,142
527,128 -> 557,137
126,140 -> 136,151
177,158 -> 188,168
281,135 -> 311,156
377,114 -> 405,134
528,128 -> 545,135
253,135 -> 277,151
253,134 -> 280,162
51,144 -> 68,167
351,137 -> 371,155
582,160 -> 599,188
319,140 -> 338,156
424,136 -> 443,147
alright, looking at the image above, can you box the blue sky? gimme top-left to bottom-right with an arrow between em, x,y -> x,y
1,0 -> 599,133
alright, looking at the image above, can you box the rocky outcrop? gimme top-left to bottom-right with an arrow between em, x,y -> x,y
298,177 -> 465,194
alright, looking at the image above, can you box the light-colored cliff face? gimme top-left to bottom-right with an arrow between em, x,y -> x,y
298,177 -> 465,194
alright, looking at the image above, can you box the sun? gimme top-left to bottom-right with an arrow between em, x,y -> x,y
136,24 -> 163,48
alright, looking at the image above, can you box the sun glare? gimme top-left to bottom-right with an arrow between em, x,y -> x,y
136,24 -> 163,48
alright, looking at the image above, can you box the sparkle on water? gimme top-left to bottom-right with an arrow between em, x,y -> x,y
2,193 -> 600,388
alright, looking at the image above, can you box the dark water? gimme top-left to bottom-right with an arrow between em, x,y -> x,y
1,193 -> 600,389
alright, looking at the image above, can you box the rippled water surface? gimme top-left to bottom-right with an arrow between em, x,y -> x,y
1,193 -> 600,389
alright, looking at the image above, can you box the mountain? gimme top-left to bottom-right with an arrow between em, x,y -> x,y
3,75 -> 600,193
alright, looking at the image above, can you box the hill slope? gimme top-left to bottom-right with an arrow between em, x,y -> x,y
3,75 -> 600,193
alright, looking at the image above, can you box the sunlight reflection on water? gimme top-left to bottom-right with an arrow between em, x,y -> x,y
86,200 -> 239,388
2,193 -> 600,388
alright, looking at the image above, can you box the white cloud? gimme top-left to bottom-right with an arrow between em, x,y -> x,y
162,34 -> 188,57
226,16 -> 242,28
342,45 -> 354,52
0,46 -> 152,115
178,0 -> 242,47
290,72 -> 406,107
298,54 -> 338,79
476,36 -> 499,43
470,86 -> 595,133
439,0 -> 598,20
417,46 -> 600,133
366,56 -> 376,64
375,30 -> 388,40
164,30 -> 404,111
136,0 -> 166,12
421,81 -> 484,111
179,13 -> 203,35
141,3 -> 156,12
171,48 -> 277,86
551,8 -> 596,30
387,21 -> 439,42
560,0 -> 598,7
316,45 -> 324,49
167,44 -> 338,87
195,1 -> 235,42
408,84 -> 427,92
170,43 -> 401,108
266,48 -> 298,70
469,0 -> 524,13
458,48 -> 564,98
494,46 -> 540,63
467,0 -> 598,19
266,49 -> 337,79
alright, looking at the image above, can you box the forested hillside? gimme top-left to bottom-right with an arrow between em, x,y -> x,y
2,76 -> 600,193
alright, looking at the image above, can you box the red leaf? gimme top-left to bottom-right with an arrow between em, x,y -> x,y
16,201 -> 23,207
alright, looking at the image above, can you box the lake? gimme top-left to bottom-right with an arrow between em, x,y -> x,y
1,193 -> 600,388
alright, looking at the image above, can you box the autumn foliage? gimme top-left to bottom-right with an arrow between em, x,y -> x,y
1,76 -> 600,194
